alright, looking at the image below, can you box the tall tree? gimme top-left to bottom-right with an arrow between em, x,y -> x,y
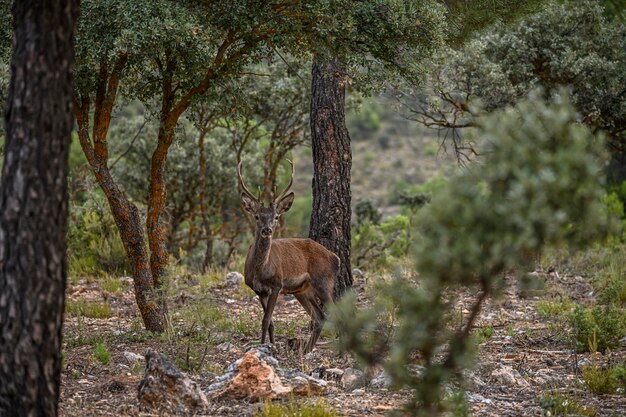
307,0 -> 546,297
0,0 -> 79,415
309,58 -> 353,297
72,0 -> 314,331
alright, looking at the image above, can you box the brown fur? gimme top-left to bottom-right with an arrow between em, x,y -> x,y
238,161 -> 339,353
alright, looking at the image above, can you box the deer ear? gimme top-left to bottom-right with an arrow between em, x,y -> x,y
276,192 -> 295,215
241,193 -> 258,214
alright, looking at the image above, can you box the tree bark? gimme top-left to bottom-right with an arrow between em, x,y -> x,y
0,1 -> 79,415
74,64 -> 166,333
309,57 -> 353,299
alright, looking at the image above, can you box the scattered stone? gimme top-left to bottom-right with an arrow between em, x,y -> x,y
123,351 -> 144,365
224,272 -> 244,287
490,365 -> 530,387
137,350 -> 208,415
311,367 -> 344,382
467,393 -> 493,405
352,268 -> 365,279
216,342 -> 238,352
205,346 -> 326,400
341,368 -> 366,390
370,370 -> 392,389
351,388 -> 366,395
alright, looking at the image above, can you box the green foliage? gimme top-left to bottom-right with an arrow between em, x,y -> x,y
100,275 -> 125,294
404,0 -> 626,167
352,214 -> 410,271
285,194 -> 313,236
355,198 -> 382,227
595,247 -> 626,306
331,93 -> 607,415
348,99 -> 383,138
582,360 -> 626,395
474,326 -> 494,344
538,391 -> 597,416
536,298 -> 575,318
93,341 -> 111,365
68,192 -> 128,278
568,305 -> 626,353
66,299 -> 112,319
389,176 -> 447,206
255,397 -> 338,417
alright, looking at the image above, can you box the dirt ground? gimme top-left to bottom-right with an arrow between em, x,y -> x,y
59,269 -> 626,417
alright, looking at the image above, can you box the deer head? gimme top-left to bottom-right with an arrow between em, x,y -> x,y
238,160 -> 295,238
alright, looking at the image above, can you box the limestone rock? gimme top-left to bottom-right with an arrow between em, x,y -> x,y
370,370 -> 392,389
137,350 -> 208,415
206,346 -> 326,400
341,368 -> 365,390
352,268 -> 365,279
123,351 -> 144,365
490,365 -> 530,387
224,271 -> 244,287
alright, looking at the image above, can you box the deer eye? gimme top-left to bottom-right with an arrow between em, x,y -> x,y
254,215 -> 259,220
274,216 -> 279,220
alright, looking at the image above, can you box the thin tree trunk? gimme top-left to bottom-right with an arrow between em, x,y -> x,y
198,129 -> 214,272
309,57 -> 353,299
146,124 -> 175,316
74,90 -> 165,333
0,1 -> 78,415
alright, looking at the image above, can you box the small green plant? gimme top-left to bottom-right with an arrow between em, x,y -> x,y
255,397 -> 338,417
93,341 -> 110,365
537,298 -> 574,318
65,298 -> 112,319
100,275 -> 125,293
569,305 -> 625,353
538,391 -> 597,416
582,360 -> 626,395
475,326 -> 494,344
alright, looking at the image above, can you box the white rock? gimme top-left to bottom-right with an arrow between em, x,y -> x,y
352,269 -> 365,279
491,365 -> 530,387
216,342 -> 236,352
224,272 -> 244,287
467,393 -> 493,405
370,371 -> 392,389
123,351 -> 144,364
341,368 -> 365,390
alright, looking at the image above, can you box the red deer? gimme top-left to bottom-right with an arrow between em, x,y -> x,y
238,160 -> 339,353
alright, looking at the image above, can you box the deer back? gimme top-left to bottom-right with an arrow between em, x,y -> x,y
269,238 -> 339,294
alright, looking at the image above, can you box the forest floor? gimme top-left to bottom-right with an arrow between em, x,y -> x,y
59,266 -> 626,417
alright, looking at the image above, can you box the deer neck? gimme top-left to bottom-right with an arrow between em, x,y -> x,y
250,232 -> 272,273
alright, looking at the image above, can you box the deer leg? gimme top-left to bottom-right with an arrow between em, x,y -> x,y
258,294 -> 275,344
304,299 -> 326,354
294,293 -> 316,333
261,288 -> 280,345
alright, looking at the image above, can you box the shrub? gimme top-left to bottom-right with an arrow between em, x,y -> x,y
255,397 -> 338,417
538,392 -> 597,416
582,360 -> 626,395
68,191 -> 128,278
352,214 -> 410,270
66,299 -> 112,319
93,341 -> 110,365
569,305 -> 626,353
331,92 -> 607,415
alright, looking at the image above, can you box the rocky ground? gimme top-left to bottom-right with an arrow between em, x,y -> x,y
59,268 -> 625,416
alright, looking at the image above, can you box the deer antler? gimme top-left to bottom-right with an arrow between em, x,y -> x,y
274,159 -> 294,202
237,161 -> 260,203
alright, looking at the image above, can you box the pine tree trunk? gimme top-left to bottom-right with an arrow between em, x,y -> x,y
309,57 -> 353,299
0,1 -> 78,415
